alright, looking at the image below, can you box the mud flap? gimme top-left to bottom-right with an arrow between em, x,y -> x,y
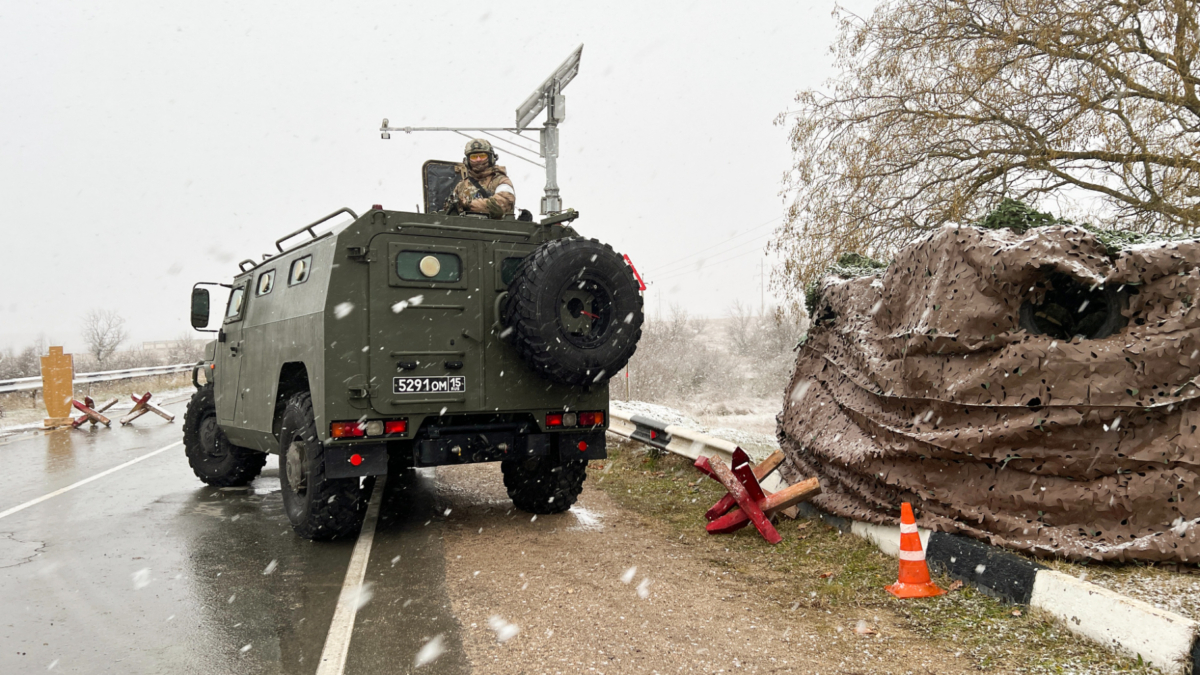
557,431 -> 606,462
326,443 -> 389,478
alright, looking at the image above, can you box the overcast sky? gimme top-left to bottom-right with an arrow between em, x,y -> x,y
0,0 -> 873,353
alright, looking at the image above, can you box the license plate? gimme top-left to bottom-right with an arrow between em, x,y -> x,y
392,376 -> 466,394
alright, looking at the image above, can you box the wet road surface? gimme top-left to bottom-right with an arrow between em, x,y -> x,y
0,398 -> 467,674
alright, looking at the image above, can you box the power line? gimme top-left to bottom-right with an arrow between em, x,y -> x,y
653,231 -> 773,276
653,246 -> 769,282
652,215 -> 782,274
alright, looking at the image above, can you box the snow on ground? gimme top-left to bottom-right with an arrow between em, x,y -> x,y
612,398 -> 781,456
1041,558 -> 1200,622
0,385 -> 195,439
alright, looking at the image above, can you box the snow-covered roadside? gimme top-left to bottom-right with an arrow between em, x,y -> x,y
619,398 -> 1200,624
0,385 -> 195,439
612,399 -> 780,457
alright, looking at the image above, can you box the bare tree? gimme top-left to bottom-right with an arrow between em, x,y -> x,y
726,299 -> 759,357
772,0 -> 1200,302
81,310 -> 127,366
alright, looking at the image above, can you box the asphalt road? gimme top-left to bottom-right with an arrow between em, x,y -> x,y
0,397 -> 468,675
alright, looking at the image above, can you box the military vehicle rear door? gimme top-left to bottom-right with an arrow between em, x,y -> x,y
422,160 -> 461,214
216,282 -> 248,423
368,235 -> 486,415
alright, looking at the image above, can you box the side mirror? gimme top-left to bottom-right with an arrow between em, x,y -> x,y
190,288 -> 211,330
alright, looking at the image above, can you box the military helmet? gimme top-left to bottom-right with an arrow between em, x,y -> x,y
464,138 -> 497,166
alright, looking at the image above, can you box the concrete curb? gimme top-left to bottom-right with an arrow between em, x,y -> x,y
797,504 -> 1200,674
607,419 -> 1200,672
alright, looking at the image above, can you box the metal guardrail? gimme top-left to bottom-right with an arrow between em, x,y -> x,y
606,404 -> 788,493
0,363 -> 195,394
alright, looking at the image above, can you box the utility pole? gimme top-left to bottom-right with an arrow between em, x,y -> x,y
379,45 -> 582,216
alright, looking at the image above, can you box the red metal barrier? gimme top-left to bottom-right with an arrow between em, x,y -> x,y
119,392 -> 175,425
72,396 -> 117,428
694,448 -> 821,545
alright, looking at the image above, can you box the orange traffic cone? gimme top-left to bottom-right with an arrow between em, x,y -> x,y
885,502 -> 945,598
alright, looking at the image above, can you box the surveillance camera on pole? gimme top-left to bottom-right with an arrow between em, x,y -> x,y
378,45 -> 583,216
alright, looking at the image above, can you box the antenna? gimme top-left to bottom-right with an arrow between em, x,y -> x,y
378,45 -> 584,216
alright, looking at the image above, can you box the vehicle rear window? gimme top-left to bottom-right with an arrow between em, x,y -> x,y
500,257 -> 524,286
396,251 -> 461,282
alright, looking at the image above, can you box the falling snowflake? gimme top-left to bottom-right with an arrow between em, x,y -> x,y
132,568 -> 152,590
352,582 -> 374,611
414,634 -> 446,667
620,566 -> 637,584
262,559 -> 278,575
790,380 -> 813,403
488,615 -> 520,643
636,578 -> 652,599
334,302 -> 354,318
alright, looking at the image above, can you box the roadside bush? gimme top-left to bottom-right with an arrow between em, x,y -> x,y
615,302 -> 807,406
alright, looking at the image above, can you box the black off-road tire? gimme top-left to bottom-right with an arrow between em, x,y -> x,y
501,454 -> 588,514
278,392 -> 365,540
183,384 -> 267,487
503,238 -> 644,387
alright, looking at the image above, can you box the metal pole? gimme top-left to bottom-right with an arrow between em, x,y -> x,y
540,121 -> 560,214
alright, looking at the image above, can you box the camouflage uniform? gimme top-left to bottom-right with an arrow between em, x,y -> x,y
448,139 -> 516,219
451,164 -> 516,218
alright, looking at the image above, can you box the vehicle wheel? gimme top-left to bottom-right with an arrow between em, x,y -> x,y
183,384 -> 266,487
278,392 -> 365,540
503,238 -> 644,387
501,454 -> 587,514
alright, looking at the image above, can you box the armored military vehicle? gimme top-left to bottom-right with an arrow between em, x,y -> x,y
184,163 -> 644,539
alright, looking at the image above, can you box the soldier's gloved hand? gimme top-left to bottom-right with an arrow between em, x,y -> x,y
485,198 -> 504,220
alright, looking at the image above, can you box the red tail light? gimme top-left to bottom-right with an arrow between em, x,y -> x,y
385,420 -> 408,434
578,412 -> 604,427
545,413 -> 564,427
331,422 -> 365,438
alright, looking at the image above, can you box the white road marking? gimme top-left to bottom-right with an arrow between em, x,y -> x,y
0,441 -> 182,521
316,476 -> 386,675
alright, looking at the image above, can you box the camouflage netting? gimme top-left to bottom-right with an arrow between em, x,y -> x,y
778,224 -> 1200,562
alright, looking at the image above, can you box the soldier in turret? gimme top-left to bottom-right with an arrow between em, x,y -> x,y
448,138 -> 516,219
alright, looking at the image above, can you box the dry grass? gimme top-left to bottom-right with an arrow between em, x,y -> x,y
593,438 -> 1160,674
0,372 -> 193,424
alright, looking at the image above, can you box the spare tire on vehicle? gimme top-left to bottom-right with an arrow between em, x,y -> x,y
503,237 -> 644,387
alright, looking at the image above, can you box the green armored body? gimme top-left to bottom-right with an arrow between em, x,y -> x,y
184,172 -> 644,540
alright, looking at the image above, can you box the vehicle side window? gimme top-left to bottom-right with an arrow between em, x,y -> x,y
500,257 -> 524,286
289,256 -> 312,286
256,270 -> 275,296
225,286 -> 246,321
396,251 -> 461,282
